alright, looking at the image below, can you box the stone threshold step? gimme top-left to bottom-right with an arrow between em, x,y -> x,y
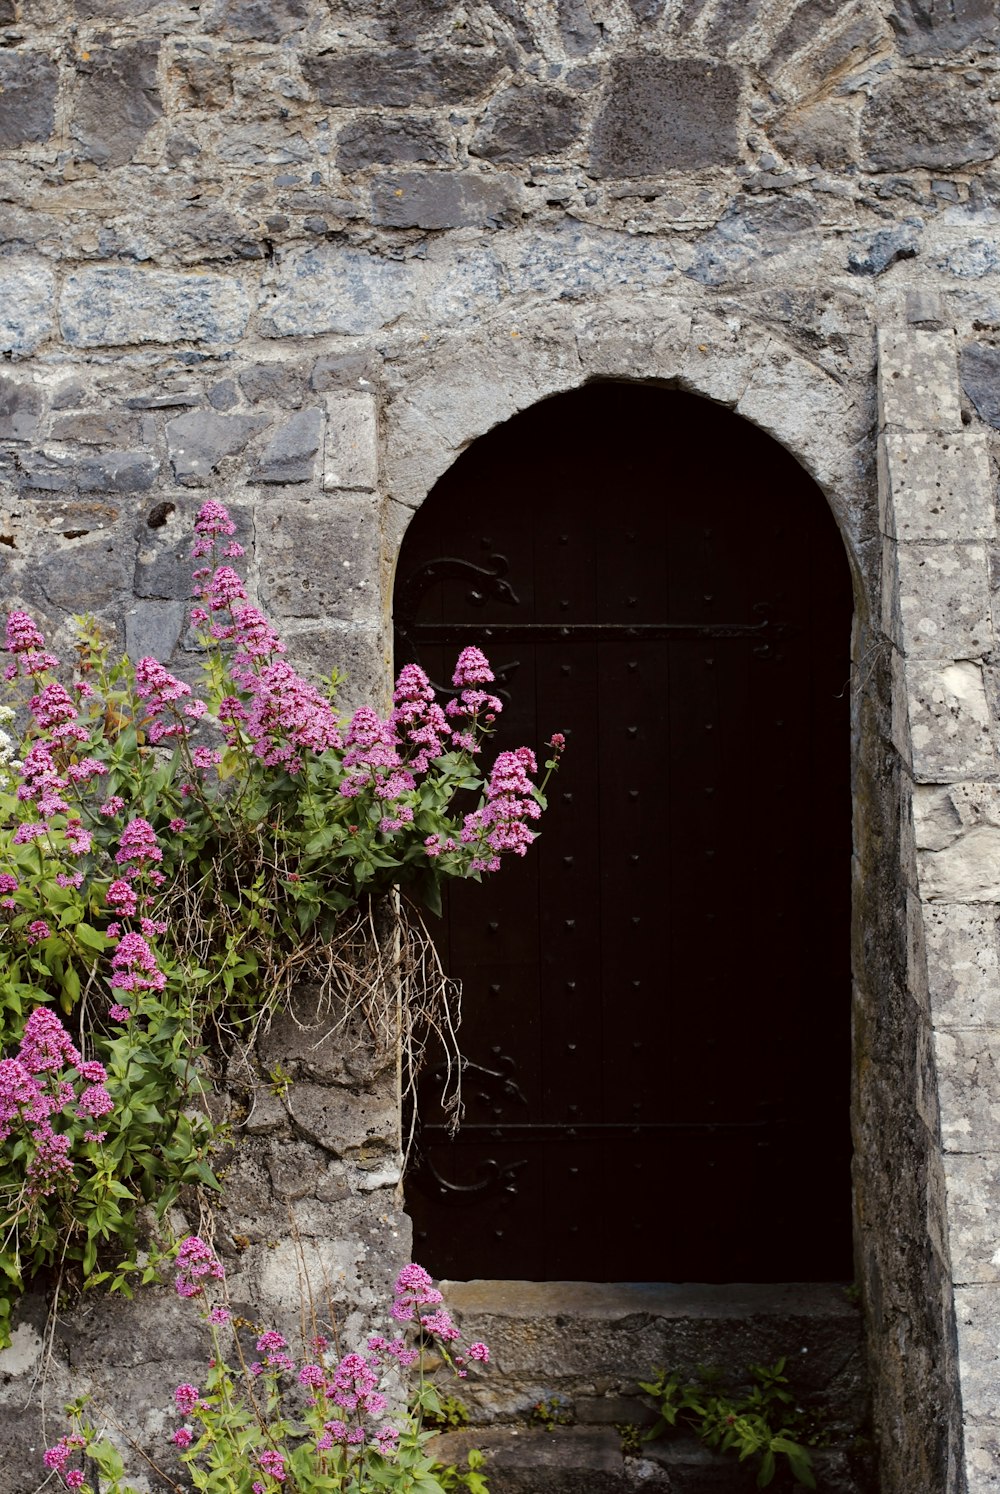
432,1427 -> 873,1494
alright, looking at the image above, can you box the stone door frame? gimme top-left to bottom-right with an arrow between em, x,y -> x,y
376,300 -> 998,1493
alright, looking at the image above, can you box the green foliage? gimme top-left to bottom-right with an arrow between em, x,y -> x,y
529,1395 -> 573,1432
639,1359 -> 820,1490
416,1387 -> 471,1432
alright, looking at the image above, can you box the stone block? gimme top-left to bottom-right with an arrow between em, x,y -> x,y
287,1082 -> 398,1158
886,540 -> 991,659
576,300 -> 690,384
503,223 -> 677,299
337,116 -> 453,171
61,268 -> 251,348
960,342 -> 1000,430
136,497 -> 253,599
324,391 -> 378,493
944,1154 -> 1000,1283
877,330 -> 963,434
770,99 -> 858,170
51,411 -> 142,446
964,1424 -> 1000,1492
0,263 -> 55,355
471,83 -> 585,164
879,433 -> 993,542
917,787 -> 1000,901
166,410 -> 267,484
862,69 -> 998,172
736,339 -> 858,498
847,224 -> 920,277
124,601 -> 186,662
935,1028 -> 1000,1152
924,904 -> 1000,1027
35,535 -> 133,610
76,449 -> 159,493
238,361 -> 307,408
420,246 -> 505,328
371,170 -> 521,231
255,407 -> 323,484
889,0 -> 999,57
205,0 -> 310,40
954,1287 -> 1000,1423
0,51 -> 59,145
259,245 -> 418,339
71,40 -> 162,168
302,47 -> 503,108
589,56 -> 742,177
257,494 -> 382,623
902,659 -> 995,783
0,377 -> 42,442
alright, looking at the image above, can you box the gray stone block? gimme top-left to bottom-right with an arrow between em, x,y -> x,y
284,622 -> 389,712
311,351 -> 382,393
0,51 -> 59,145
257,494 -> 382,623
259,245 -> 418,338
557,0 -> 603,54
324,391 -> 378,493
205,0 -> 310,40
889,0 -> 999,56
925,904 -> 1000,1027
902,659 -> 995,783
287,1082 -> 398,1158
861,70 -> 998,172
964,1423 -> 1000,1492
960,343 -> 1000,430
879,433 -> 994,542
302,46 -> 503,107
166,410 -> 266,484
0,377 -> 42,442
935,1029 -> 1000,1153
35,536 -> 133,610
77,449 -> 159,493
239,361 -> 307,408
61,268 -> 251,347
337,116 -> 453,171
954,1286 -> 1000,1424
944,1154 -> 1000,1284
0,263 -> 55,354
887,540 -> 991,660
471,83 -> 585,165
770,99 -> 857,170
71,40 -> 162,168
590,56 -> 742,177
51,411 -> 143,445
124,600 -> 186,662
877,329 -> 963,434
256,407 -> 323,484
940,239 -> 1000,279
847,224 -> 920,277
371,170 -> 521,230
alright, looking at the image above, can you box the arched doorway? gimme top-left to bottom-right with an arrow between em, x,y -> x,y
395,382 -> 854,1283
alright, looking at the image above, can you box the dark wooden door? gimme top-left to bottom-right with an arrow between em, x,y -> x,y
395,383 -> 853,1283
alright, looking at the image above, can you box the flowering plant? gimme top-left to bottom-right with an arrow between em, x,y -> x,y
0,501 -> 563,1344
48,1242 -> 491,1494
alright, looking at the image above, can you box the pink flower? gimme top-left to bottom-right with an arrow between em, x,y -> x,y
175,1235 -> 224,1298
468,1341 -> 490,1363
110,932 -> 165,993
26,919 -> 51,945
257,1450 -> 287,1483
452,647 -> 494,687
108,1004 -> 131,1023
255,1329 -> 287,1353
65,1470 -> 85,1489
174,1383 -> 201,1415
172,1427 -> 193,1448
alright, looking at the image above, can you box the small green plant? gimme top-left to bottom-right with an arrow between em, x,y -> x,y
639,1358 -> 818,1490
529,1395 -> 573,1432
617,1422 -> 643,1457
418,1390 -> 471,1432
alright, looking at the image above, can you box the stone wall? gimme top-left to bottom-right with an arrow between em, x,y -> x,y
1,0 -> 1000,1491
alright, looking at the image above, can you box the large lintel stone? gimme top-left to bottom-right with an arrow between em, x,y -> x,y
61,268 -> 251,348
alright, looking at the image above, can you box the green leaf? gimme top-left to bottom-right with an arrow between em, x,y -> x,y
75,923 -> 108,952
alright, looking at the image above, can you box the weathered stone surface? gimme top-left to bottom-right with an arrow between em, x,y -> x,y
51,410 -> 143,445
935,1027 -> 1000,1153
311,351 -> 382,392
471,83 -> 585,164
166,410 -> 266,483
170,47 -> 233,109
35,535 -> 133,609
337,116 -> 452,171
124,599 -> 186,661
889,0 -> 1000,56
61,268 -> 251,347
504,224 -> 677,298
302,47 -> 502,107
260,246 -> 418,338
770,99 -> 857,169
877,329 -> 964,433
939,238 -> 1000,279
847,224 -> 920,277
557,0 -> 602,54
284,622 -> 387,711
924,904 -> 1000,1026
205,0 -> 310,40
960,343 -> 1000,429
71,41 -> 162,168
861,71 -> 998,172
287,1081 -> 397,1157
943,1154 -> 1000,1284
257,494 -> 381,622
77,449 -> 159,493
421,244 -> 505,327
888,541 -> 991,659
371,170 -> 520,230
590,56 -> 742,177
879,433 -> 994,542
255,407 -> 323,483
0,378 -> 42,442
324,391 -> 378,492
903,660 -> 996,783
0,264 -> 54,355
916,784 -> 1000,899
238,361 -> 306,408
0,52 -> 59,146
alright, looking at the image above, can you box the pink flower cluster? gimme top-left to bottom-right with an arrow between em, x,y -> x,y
135,656 -> 207,745
0,1008 -> 114,1198
174,1234 -> 225,1299
461,747 -> 543,873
